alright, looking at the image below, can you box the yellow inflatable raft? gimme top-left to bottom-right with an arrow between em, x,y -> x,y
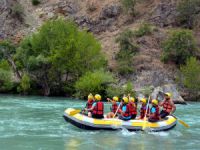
63,108 -> 177,132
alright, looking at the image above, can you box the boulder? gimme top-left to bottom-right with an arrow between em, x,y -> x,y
100,5 -> 121,19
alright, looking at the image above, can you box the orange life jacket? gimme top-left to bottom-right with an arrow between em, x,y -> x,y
163,100 -> 173,113
128,103 -> 137,115
92,102 -> 104,115
150,106 -> 160,120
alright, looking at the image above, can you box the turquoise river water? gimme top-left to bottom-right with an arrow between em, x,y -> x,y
0,95 -> 199,150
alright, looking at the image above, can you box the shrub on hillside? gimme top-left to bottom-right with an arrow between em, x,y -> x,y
161,29 -> 197,65
116,29 -> 138,75
180,57 -> 200,93
177,0 -> 200,29
75,69 -> 115,99
32,0 -> 40,6
134,23 -> 153,37
120,0 -> 137,16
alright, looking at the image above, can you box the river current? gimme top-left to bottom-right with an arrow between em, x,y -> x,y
0,95 -> 199,150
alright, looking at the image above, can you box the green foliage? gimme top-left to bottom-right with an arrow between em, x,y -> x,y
15,19 -> 106,96
0,40 -> 16,59
177,0 -> 200,29
0,60 -> 13,92
106,85 -> 123,98
122,81 -> 136,96
120,0 -> 137,16
11,4 -> 24,22
75,69 -> 115,98
116,29 -> 138,75
133,23 -> 153,37
32,0 -> 40,6
20,74 -> 31,94
161,29 -> 197,65
140,86 -> 154,97
180,57 -> 200,91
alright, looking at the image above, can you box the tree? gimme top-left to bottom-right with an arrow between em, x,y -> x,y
180,57 -> 200,94
15,19 -> 106,96
0,40 -> 21,79
161,29 -> 198,65
75,69 -> 115,99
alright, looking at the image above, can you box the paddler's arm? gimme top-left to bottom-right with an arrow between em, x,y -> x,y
170,100 -> 176,114
87,102 -> 96,112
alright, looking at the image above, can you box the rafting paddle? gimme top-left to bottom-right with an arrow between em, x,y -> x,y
142,96 -> 151,131
69,109 -> 81,116
172,115 -> 190,128
113,102 -> 122,118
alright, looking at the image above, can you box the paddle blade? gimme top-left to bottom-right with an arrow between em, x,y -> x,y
178,119 -> 190,128
69,110 -> 81,116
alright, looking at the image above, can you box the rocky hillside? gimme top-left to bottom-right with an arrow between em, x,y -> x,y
0,0 -> 200,102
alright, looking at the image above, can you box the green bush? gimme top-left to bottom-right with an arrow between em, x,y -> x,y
75,69 -> 115,98
0,60 -> 13,92
122,81 -> 136,96
120,0 -> 137,16
20,74 -> 31,94
134,23 -> 153,37
117,60 -> 134,75
177,0 -> 200,29
15,19 -> 106,96
106,85 -> 123,98
161,29 -> 197,65
180,57 -> 200,92
11,4 -> 24,22
116,29 -> 138,75
32,0 -> 40,6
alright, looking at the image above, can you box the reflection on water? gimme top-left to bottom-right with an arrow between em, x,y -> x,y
0,95 -> 199,150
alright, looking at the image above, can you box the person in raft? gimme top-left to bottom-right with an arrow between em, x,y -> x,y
87,94 -> 104,119
82,93 -> 94,117
118,97 -> 131,121
106,96 -> 121,118
159,92 -> 176,118
148,99 -> 160,122
128,97 -> 137,119
137,98 -> 149,120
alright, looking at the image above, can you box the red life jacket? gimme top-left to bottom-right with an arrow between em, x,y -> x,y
122,104 -> 131,117
150,106 -> 160,120
163,100 -> 173,113
86,100 -> 93,109
128,103 -> 137,115
140,105 -> 149,119
112,103 -> 118,113
92,102 -> 104,115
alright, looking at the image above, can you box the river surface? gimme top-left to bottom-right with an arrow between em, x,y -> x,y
0,95 -> 199,150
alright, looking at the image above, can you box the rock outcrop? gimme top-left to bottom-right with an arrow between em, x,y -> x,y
151,84 -> 186,104
149,0 -> 177,27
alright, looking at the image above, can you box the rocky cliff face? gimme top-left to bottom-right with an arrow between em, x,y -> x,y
1,0 -> 199,102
